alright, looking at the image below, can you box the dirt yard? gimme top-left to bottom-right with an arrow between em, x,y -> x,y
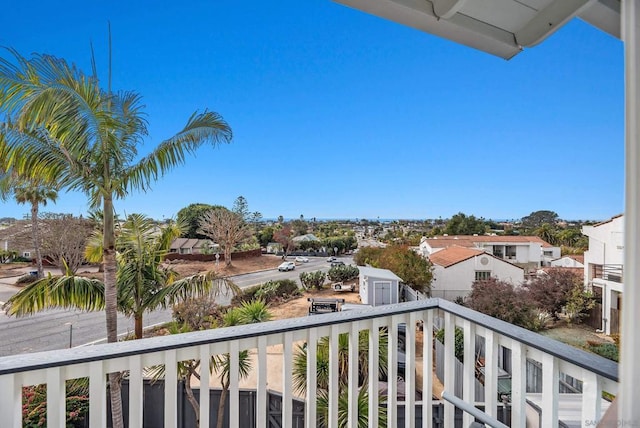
165,254 -> 284,278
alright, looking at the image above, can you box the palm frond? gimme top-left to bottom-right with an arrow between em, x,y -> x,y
3,275 -> 105,316
123,110 -> 232,193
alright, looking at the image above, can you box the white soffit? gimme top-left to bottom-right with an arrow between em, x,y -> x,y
334,0 -> 621,59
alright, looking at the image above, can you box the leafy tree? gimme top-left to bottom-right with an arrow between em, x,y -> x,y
353,247 -> 384,267
40,213 -> 94,274
257,226 -> 274,248
534,223 -> 558,245
564,286 -> 595,323
198,207 -> 253,267
323,236 -> 357,255
467,278 -> 538,330
176,203 -> 219,239
521,210 -> 559,230
379,246 -> 433,294
524,268 -> 583,319
290,218 -> 308,235
443,212 -> 487,236
356,245 -> 433,294
557,228 -> 583,247
0,49 -> 232,427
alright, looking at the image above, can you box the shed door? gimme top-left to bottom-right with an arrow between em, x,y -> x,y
374,281 -> 391,305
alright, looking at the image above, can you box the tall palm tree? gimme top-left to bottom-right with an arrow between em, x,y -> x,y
13,184 -> 58,278
0,49 -> 232,427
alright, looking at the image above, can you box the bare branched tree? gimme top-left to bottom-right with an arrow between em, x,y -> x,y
198,208 -> 253,267
40,213 -> 94,274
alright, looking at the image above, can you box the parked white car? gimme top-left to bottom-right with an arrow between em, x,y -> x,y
278,262 -> 296,271
295,256 -> 309,263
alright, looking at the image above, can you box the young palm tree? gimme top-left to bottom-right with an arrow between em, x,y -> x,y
0,49 -> 232,428
213,300 -> 272,428
292,329 -> 389,427
5,214 -> 239,334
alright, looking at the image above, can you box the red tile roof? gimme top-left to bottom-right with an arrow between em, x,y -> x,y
428,246 -> 484,268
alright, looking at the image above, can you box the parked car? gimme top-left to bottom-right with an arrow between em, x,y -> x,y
295,256 -> 309,263
327,256 -> 337,262
278,262 -> 296,271
330,261 -> 345,267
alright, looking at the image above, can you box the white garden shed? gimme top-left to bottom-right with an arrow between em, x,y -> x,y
358,266 -> 403,306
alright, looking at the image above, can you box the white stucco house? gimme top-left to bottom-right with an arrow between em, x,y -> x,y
582,214 -> 624,335
358,266 -> 402,306
428,246 -> 525,301
419,235 -> 560,268
550,255 -> 585,268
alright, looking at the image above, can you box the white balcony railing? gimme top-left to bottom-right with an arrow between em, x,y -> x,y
0,299 -> 618,427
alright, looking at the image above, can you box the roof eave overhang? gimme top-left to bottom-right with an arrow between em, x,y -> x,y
334,0 -> 621,60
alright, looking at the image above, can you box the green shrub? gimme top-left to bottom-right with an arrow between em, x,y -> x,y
327,265 -> 359,282
300,270 -> 326,290
15,274 -> 38,286
233,279 -> 300,305
588,343 -> 619,362
173,297 -> 225,330
232,285 -> 261,305
435,327 -> 465,361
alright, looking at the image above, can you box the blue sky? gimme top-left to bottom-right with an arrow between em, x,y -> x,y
0,1 -> 624,222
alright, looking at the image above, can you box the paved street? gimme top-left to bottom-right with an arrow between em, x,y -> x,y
0,256 -> 352,357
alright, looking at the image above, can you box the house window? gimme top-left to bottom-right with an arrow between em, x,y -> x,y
22,251 -> 31,258
475,271 -> 491,281
543,250 -> 553,257
492,245 -> 504,258
505,246 -> 516,259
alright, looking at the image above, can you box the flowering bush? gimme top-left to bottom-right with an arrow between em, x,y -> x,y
22,381 -> 89,427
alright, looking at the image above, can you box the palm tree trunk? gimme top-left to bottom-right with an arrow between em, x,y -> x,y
216,382 -> 229,428
30,202 -> 44,278
135,313 -> 143,339
184,377 -> 200,428
103,197 -> 124,428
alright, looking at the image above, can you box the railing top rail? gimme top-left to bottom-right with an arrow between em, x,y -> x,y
0,299 -> 438,375
436,299 -> 619,382
0,298 -> 618,384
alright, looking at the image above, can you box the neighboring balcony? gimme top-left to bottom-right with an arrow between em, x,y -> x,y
591,264 -> 624,284
0,299 -> 618,428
